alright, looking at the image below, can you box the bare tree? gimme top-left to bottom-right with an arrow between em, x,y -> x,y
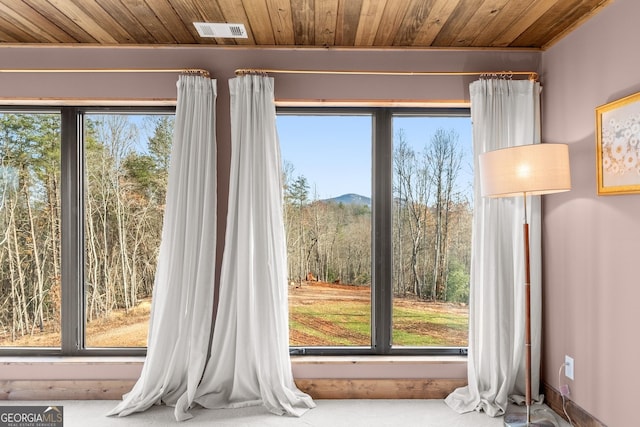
427,128 -> 463,301
85,115 -> 139,316
393,130 -> 432,298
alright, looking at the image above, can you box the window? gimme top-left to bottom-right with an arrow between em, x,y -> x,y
0,110 -> 61,348
0,107 -> 174,354
1,105 -> 469,356
279,113 -> 372,348
392,115 -> 472,348
83,111 -> 173,348
277,108 -> 472,355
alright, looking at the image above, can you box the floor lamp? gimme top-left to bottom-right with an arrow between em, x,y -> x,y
479,143 -> 571,427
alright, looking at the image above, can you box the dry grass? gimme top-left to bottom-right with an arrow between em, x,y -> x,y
0,299 -> 151,348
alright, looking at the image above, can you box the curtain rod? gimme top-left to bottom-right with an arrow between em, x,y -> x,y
0,68 -> 211,78
234,68 -> 538,81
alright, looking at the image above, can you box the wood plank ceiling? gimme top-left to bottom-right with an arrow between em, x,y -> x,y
0,0 -> 611,49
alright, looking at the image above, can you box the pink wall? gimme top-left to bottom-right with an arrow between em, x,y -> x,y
0,48 -> 540,380
541,0 -> 640,424
0,46 -> 540,279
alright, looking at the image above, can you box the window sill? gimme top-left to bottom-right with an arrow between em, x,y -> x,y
291,355 -> 466,364
0,354 -> 467,381
0,355 -> 145,363
0,356 -> 145,381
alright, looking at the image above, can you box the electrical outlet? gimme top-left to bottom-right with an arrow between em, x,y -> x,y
565,355 -> 574,380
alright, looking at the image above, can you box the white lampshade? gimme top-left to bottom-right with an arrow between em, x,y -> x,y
479,143 -> 571,198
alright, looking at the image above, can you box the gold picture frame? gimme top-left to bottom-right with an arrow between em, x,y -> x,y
596,91 -> 640,195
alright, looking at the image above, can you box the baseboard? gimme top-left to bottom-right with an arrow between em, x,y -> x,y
0,378 -> 466,401
542,382 -> 606,427
295,378 -> 467,399
0,380 -> 135,400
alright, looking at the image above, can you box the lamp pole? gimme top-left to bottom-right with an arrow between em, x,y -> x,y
523,193 -> 532,423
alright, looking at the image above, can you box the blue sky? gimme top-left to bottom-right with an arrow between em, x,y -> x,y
276,114 -> 473,200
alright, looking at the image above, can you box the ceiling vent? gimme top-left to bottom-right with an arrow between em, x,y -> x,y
193,22 -> 248,38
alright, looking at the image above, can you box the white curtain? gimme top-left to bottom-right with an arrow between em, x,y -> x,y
445,78 -> 542,417
174,74 -> 315,419
108,74 -> 218,417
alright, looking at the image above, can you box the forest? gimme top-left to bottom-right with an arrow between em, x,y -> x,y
0,112 -> 172,345
0,112 -> 471,347
283,127 -> 472,304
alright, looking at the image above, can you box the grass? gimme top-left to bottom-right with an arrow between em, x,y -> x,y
289,283 -> 468,347
290,302 -> 371,346
2,283 -> 468,349
392,305 -> 467,346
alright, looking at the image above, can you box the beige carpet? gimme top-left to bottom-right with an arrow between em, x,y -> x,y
0,400 -> 570,426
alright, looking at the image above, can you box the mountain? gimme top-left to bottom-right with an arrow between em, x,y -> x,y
322,193 -> 371,207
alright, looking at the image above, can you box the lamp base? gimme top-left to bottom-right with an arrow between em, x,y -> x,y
504,406 -> 559,427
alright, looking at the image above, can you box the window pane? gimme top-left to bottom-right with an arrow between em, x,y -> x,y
84,113 -> 173,347
392,116 -> 472,347
0,112 -> 61,347
278,114 -> 372,347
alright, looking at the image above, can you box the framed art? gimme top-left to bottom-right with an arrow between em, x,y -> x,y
596,91 -> 640,195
